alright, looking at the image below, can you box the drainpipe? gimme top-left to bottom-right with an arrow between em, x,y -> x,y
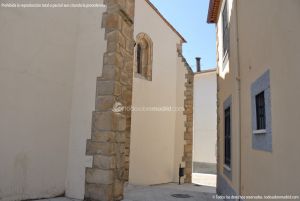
235,0 -> 242,199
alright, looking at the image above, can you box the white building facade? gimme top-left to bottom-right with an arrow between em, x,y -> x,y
0,0 -> 192,200
193,70 -> 217,173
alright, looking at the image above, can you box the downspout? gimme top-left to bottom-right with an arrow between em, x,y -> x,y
235,0 -> 242,198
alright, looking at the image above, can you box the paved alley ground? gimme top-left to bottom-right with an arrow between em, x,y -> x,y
123,182 -> 216,201
192,173 -> 217,187
37,182 -> 216,201
36,174 -> 216,201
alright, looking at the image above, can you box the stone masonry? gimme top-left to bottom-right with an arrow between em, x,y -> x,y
183,66 -> 194,183
85,0 -> 135,201
178,50 -> 194,183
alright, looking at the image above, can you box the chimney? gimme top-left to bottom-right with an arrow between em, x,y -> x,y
196,57 -> 201,72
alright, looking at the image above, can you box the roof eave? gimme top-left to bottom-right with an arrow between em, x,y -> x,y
194,68 -> 217,75
207,0 -> 222,24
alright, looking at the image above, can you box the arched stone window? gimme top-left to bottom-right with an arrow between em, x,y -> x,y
135,33 -> 153,81
136,44 -> 142,74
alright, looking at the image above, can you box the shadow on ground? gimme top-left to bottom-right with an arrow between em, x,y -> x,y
123,183 -> 216,201
35,182 -> 216,201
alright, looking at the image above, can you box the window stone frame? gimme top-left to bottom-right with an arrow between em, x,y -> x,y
135,33 -> 153,81
223,95 -> 232,180
251,70 -> 272,152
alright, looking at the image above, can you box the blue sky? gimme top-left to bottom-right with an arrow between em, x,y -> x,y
150,0 -> 216,71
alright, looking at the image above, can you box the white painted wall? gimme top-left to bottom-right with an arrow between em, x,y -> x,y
65,1 -> 106,199
0,6 -> 77,201
0,0 -> 187,197
129,0 -> 185,185
173,57 -> 188,182
193,71 -> 217,164
0,1 -> 106,200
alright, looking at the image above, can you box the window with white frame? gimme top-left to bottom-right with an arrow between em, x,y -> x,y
255,91 -> 266,130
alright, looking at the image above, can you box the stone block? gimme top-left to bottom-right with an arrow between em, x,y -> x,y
93,111 -> 113,131
124,149 -> 129,156
100,65 -> 116,81
113,179 -> 124,199
121,91 -> 132,105
114,81 -> 122,96
86,140 -> 115,155
104,13 -> 122,31
120,72 -> 129,86
107,31 -> 126,49
182,152 -> 192,160
103,52 -> 123,67
112,113 -> 126,131
96,80 -> 114,96
86,168 -> 114,185
93,155 -> 115,170
184,144 -> 192,153
184,132 -> 192,140
123,170 -> 129,181
121,20 -> 133,39
124,161 -> 129,168
184,121 -> 192,127
115,132 -> 126,143
95,95 -> 115,111
185,161 -> 193,168
125,39 -> 135,54
92,131 -> 115,143
107,41 -> 119,53
184,90 -> 192,96
187,127 -> 193,132
124,60 -> 133,73
185,83 -> 192,88
116,155 -> 125,169
85,183 -> 113,201
115,167 -> 125,180
106,0 -> 125,11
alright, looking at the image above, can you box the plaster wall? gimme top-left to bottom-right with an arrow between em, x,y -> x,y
129,0 -> 185,185
0,1 -> 106,200
216,0 -> 240,195
65,1 -> 106,199
216,0 -> 300,197
174,55 -> 188,182
238,0 -> 300,196
193,72 -> 217,164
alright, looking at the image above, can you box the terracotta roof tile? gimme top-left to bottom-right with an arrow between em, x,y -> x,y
207,0 -> 222,23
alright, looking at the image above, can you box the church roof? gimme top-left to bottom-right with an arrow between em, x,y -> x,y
145,0 -> 187,43
207,0 -> 222,23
